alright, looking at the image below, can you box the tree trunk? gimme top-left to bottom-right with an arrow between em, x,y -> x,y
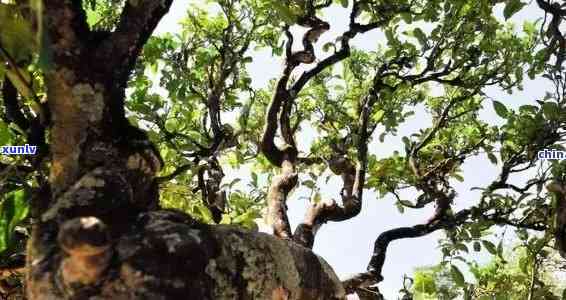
25,2 -> 346,299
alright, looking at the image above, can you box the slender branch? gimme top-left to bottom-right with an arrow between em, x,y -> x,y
1,75 -> 48,168
294,86 -> 375,248
0,41 -> 41,104
261,65 -> 295,167
155,163 -> 193,184
266,1 -> 407,242
1,77 -> 30,131
342,208 -> 471,294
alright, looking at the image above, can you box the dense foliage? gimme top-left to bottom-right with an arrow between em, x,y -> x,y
1,0 -> 566,298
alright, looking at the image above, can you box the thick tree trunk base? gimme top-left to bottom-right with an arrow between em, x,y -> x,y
26,210 -> 346,300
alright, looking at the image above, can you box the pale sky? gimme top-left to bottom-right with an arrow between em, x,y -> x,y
152,1 -> 552,299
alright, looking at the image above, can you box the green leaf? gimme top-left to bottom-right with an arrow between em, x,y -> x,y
232,211 -> 259,224
542,102 -> 559,120
482,240 -> 497,255
473,241 -> 481,252
523,20 -> 536,35
450,265 -> 466,286
384,28 -> 396,46
492,101 -> 508,118
372,110 -> 385,123
497,240 -> 503,257
454,243 -> 469,253
379,132 -> 386,143
503,0 -> 527,20
395,201 -> 405,213
487,152 -> 498,165
0,122 -> 11,145
0,4 -> 34,63
6,68 -> 33,98
519,255 -> 529,274
412,28 -> 427,48
399,200 -> 414,207
229,178 -> 241,188
452,173 -> 464,182
339,0 -> 348,8
400,12 -> 412,24
197,204 -> 213,223
0,189 -> 29,253
402,136 -> 411,149
272,2 -> 298,24
322,42 -> 335,53
164,118 -> 179,132
312,192 -> 321,204
302,180 -> 316,189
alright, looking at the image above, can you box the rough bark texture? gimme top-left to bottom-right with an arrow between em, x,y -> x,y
28,211 -> 345,300
25,2 -> 347,299
548,182 -> 566,258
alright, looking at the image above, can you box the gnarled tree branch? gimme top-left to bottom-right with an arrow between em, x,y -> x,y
94,0 -> 174,84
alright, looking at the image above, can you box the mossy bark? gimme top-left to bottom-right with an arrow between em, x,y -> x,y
25,2 -> 346,299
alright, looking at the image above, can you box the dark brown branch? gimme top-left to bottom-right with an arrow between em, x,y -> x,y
0,41 -> 40,104
345,169 -> 553,293
294,89 -> 374,248
297,156 -> 324,166
261,66 -> 296,167
290,43 -> 351,95
0,162 -> 34,175
536,0 -> 566,70
203,158 -> 226,223
262,48 -> 300,238
1,76 -> 48,168
43,0 -> 90,56
155,163 -> 193,184
95,0 -> 174,85
356,286 -> 384,300
343,208 -> 472,294
290,1 -> 396,95
547,181 -> 566,258
280,93 -> 296,149
266,154 -> 298,239
266,1 -> 400,243
1,77 -> 30,131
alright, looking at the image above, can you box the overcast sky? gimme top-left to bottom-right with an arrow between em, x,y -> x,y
152,1 -> 552,299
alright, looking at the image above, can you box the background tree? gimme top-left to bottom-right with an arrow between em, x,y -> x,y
411,237 -> 566,300
0,0 -> 565,299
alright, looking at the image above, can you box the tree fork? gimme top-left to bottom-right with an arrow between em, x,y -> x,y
24,1 -> 350,299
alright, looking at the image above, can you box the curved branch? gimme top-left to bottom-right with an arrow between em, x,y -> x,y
261,69 -> 299,239
266,156 -> 298,239
343,208 -> 472,294
294,93 -> 373,248
260,67 -> 295,167
95,0 -> 174,85
280,94 -> 297,149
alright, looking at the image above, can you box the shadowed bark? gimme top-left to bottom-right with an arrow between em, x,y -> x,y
24,1 -> 348,299
29,210 -> 346,299
20,0 -> 558,299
